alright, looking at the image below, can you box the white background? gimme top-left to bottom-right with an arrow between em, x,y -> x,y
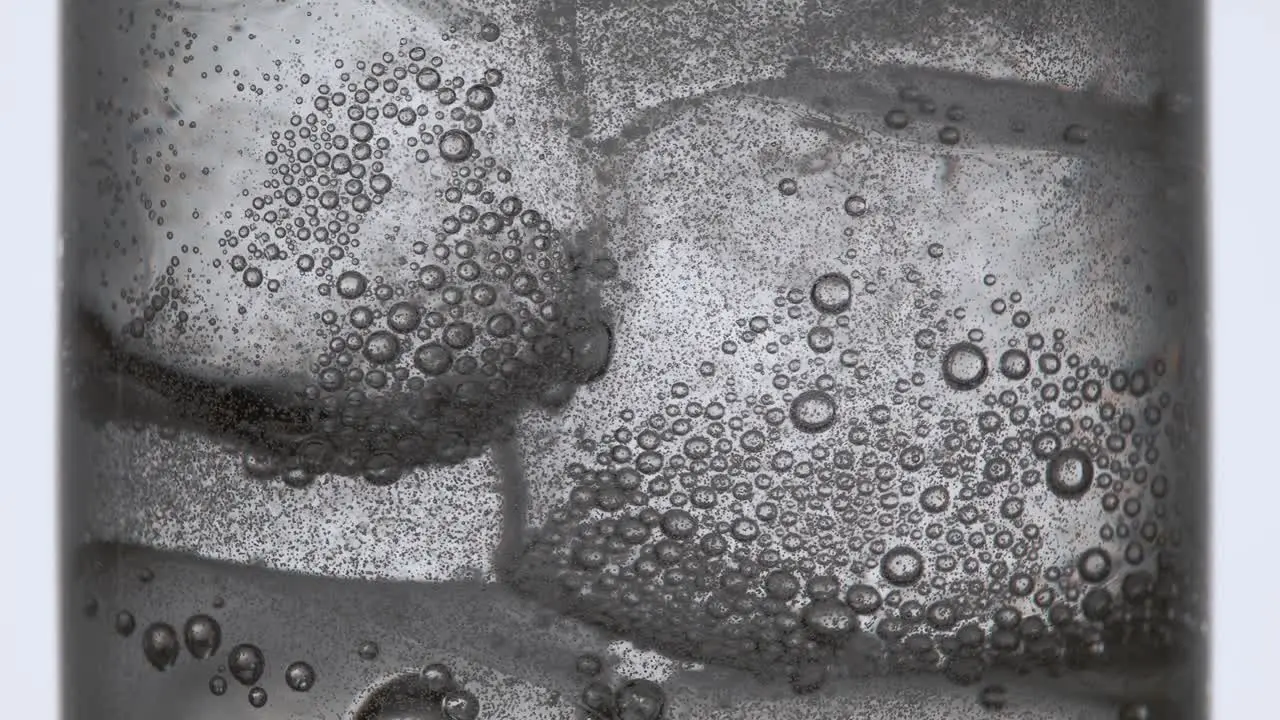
1,0 -> 1275,716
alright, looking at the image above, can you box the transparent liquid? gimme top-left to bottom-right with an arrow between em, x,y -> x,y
61,0 -> 1207,718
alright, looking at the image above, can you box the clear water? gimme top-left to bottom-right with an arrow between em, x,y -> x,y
61,0 -> 1206,718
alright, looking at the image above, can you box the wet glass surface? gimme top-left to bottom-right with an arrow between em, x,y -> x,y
60,0 -> 1207,718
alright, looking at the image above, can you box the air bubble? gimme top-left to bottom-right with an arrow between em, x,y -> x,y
141,623 -> 180,671
465,85 -> 495,111
581,681 -> 615,717
881,546 -> 924,586
285,661 -> 316,692
920,485 -> 950,513
337,271 -> 368,299
249,687 -> 268,708
790,390 -> 838,433
227,643 -> 266,686
439,130 -> 474,162
1047,448 -> 1094,498
843,195 -> 867,216
114,610 -> 136,637
998,349 -> 1030,379
421,663 -> 455,693
1064,124 -> 1090,144
660,508 -> 697,539
442,689 -> 481,720
810,273 -> 852,314
182,614 -> 222,660
1077,547 -> 1113,583
845,584 -> 883,613
615,679 -> 665,720
363,331 -> 402,364
575,654 -> 604,676
387,302 -> 422,333
416,68 -> 442,91
942,342 -> 988,390
806,326 -> 834,353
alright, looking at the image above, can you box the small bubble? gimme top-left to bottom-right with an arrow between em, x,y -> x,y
1118,702 -> 1153,720
998,349 -> 1030,380
248,686 -> 268,708
1064,124 -> 1090,144
414,343 -> 453,376
885,109 -> 910,129
363,331 -> 402,364
920,485 -> 950,513
777,178 -> 798,196
421,663 -> 456,693
465,84 -> 496,111
1077,547 -> 1113,583
810,273 -> 852,314
938,126 -> 960,145
336,270 -> 368,299
182,614 -> 222,660
581,681 -> 615,717
978,684 -> 1008,710
881,546 -> 924,586
845,584 -> 883,614
242,267 -> 263,290
142,623 -> 180,671
574,653 -> 604,676
790,390 -> 838,433
417,68 -> 442,91
615,679 -> 665,720
843,195 -> 867,217
439,130 -> 475,162
210,675 -> 227,696
803,599 -> 857,638
479,22 -> 501,41
114,610 -> 136,637
660,508 -> 697,539
442,689 -> 481,720
807,326 -> 835,354
387,302 -> 422,333
228,643 -> 266,686
285,660 -> 316,692
357,641 -> 379,661
1047,448 -> 1094,498
942,342 -> 989,390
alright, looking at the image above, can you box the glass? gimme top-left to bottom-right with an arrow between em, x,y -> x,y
60,0 -> 1207,718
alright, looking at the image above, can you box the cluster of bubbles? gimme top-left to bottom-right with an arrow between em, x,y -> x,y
573,653 -> 666,720
90,11 -> 612,484
98,570 -> 315,710
85,11 -> 1191,713
880,86 -> 1089,146
228,37 -> 612,482
509,106 -> 1199,693
353,662 -> 482,720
